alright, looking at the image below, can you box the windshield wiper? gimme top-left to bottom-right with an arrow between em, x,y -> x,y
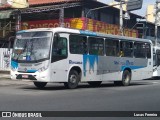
30,40 -> 38,63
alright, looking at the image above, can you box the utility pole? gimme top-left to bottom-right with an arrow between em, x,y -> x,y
16,10 -> 21,31
155,0 -> 160,46
120,0 -> 124,36
59,8 -> 64,27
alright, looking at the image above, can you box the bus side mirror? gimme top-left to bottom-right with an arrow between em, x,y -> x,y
8,36 -> 15,51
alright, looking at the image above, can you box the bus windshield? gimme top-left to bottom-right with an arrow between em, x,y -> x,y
12,31 -> 52,62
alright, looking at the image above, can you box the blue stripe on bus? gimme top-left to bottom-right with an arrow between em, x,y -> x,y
11,61 -> 18,69
121,66 -> 146,71
80,30 -> 97,36
83,55 -> 98,76
27,70 -> 37,73
17,30 -> 27,33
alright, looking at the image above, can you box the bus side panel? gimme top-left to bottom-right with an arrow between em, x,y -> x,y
50,59 -> 68,82
132,58 -> 153,80
153,66 -> 160,77
101,56 -> 121,81
100,57 -> 152,81
67,54 -> 84,80
153,46 -> 160,77
81,55 -> 102,82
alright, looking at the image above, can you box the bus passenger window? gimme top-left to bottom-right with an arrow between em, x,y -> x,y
69,35 -> 87,54
88,37 -> 104,56
53,37 -> 67,56
120,41 -> 133,57
134,42 -> 146,58
119,50 -> 124,57
105,39 -> 119,57
155,50 -> 160,66
51,33 -> 68,62
146,43 -> 151,58
157,54 -> 160,66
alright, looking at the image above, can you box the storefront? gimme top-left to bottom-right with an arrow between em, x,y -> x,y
21,17 -> 138,38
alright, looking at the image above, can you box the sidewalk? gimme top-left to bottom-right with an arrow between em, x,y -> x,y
0,70 -> 10,79
0,70 -> 32,86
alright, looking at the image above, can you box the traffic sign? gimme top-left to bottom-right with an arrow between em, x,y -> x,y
127,0 -> 143,11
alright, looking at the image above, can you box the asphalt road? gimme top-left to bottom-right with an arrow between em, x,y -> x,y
0,78 -> 160,120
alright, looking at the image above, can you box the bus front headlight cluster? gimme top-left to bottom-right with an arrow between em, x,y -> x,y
11,66 -> 17,72
38,65 -> 48,72
37,61 -> 49,72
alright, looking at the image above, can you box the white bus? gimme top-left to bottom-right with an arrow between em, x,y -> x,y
153,45 -> 160,77
10,27 -> 153,89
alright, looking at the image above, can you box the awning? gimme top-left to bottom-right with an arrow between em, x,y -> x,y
0,11 -> 13,19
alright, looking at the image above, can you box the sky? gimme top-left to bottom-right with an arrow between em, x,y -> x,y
99,0 -> 156,16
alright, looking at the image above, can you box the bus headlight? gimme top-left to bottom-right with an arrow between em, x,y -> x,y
11,66 -> 17,72
37,61 -> 49,72
38,65 -> 48,72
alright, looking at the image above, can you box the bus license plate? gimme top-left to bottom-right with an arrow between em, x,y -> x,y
22,75 -> 28,79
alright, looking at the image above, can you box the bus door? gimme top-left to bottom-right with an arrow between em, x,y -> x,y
154,49 -> 160,76
50,33 -> 69,82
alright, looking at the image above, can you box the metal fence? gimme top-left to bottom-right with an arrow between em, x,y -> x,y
0,48 -> 12,71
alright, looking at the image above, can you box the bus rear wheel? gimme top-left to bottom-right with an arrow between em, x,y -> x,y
122,70 -> 131,86
64,70 -> 79,89
34,82 -> 47,89
88,81 -> 102,87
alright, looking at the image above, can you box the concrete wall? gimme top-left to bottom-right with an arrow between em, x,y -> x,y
0,48 -> 12,71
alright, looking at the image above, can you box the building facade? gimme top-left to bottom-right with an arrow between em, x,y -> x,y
0,0 -> 141,44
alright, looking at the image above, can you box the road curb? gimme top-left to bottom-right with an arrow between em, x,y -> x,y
0,71 -> 10,74
0,70 -> 10,80
0,74 -> 11,80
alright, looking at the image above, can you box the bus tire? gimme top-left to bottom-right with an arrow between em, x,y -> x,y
34,82 -> 47,89
64,70 -> 79,89
122,70 -> 131,86
88,81 -> 102,87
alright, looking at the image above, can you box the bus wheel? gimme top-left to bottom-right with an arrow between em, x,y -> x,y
64,70 -> 79,89
122,70 -> 131,86
88,81 -> 102,87
34,82 -> 47,89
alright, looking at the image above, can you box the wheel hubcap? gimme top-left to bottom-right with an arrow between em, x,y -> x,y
70,75 -> 77,84
125,75 -> 129,83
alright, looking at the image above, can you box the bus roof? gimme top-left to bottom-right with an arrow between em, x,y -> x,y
17,27 -> 152,43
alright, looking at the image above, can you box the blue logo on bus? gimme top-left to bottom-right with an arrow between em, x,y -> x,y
69,60 -> 82,64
